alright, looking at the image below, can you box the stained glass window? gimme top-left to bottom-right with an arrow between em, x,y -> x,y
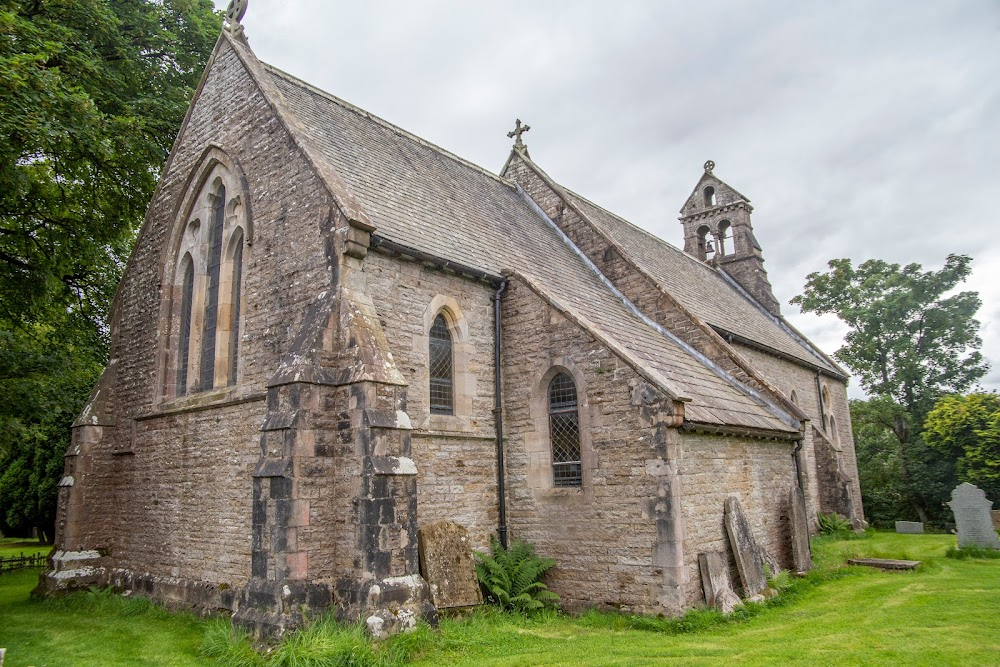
200,185 -> 225,390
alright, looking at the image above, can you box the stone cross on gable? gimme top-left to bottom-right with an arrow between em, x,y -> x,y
507,119 -> 531,150
225,0 -> 248,31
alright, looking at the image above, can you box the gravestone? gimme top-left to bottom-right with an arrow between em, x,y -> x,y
947,483 -> 1000,550
991,510 -> 1000,532
417,521 -> 483,609
0,647 -> 5,667
895,521 -> 924,534
788,488 -> 813,573
724,497 -> 770,598
698,552 -> 741,613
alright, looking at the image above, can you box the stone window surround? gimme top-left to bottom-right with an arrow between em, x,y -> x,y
416,295 -> 476,432
523,358 -> 595,500
156,146 -> 251,407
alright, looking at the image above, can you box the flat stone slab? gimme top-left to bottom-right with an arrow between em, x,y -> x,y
417,521 -> 482,609
848,558 -> 922,571
698,552 -> 741,614
895,521 -> 924,534
724,496 -> 771,597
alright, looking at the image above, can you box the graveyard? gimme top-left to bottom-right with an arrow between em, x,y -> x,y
1,527 -> 998,666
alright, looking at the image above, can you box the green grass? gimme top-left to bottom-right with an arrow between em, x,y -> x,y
0,537 -> 50,559
1,532 -> 998,666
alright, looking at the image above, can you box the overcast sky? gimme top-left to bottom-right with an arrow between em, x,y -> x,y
214,0 -> 1000,397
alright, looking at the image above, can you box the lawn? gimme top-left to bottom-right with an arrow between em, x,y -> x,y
0,532 -> 997,666
0,538 -> 50,560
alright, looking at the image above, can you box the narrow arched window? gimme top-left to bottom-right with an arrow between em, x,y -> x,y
717,220 -> 731,256
200,184 -> 225,390
790,389 -> 799,406
549,373 -> 582,487
704,186 -> 716,207
228,230 -> 244,386
176,256 -> 195,396
429,313 -> 454,414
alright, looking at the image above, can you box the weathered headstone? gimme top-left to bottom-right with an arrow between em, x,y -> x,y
895,521 -> 924,534
724,497 -> 770,598
698,552 -> 741,613
947,483 -> 1000,550
417,521 -> 483,609
788,488 -> 812,573
991,510 -> 1000,532
0,646 -> 5,667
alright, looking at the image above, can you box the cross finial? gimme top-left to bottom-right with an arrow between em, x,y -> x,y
704,159 -> 715,175
507,119 -> 531,150
224,0 -> 248,32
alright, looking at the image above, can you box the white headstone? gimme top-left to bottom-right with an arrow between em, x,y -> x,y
895,521 -> 924,534
948,483 -> 1000,549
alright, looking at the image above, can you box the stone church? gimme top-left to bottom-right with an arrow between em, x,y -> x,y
42,9 -> 863,634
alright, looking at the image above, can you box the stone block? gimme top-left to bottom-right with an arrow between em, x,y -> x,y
697,552 -> 741,613
724,496 -> 770,597
894,521 -> 924,534
417,521 -> 482,609
948,483 -> 1000,550
789,488 -> 812,573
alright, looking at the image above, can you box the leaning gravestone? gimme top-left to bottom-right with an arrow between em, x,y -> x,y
417,521 -> 483,609
698,552 -> 741,613
947,483 -> 1000,550
895,521 -> 924,534
788,488 -> 813,573
724,497 -> 771,598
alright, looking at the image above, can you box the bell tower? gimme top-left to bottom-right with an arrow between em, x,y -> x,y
679,161 -> 780,315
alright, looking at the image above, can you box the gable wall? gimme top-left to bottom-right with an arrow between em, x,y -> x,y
364,251 -> 500,547
75,38 -> 342,587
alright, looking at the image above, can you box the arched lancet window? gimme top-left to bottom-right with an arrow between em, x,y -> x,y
790,389 -> 799,406
717,220 -> 731,256
429,313 -> 454,414
697,224 -> 714,261
176,255 -> 195,396
549,373 -> 582,487
227,229 -> 244,386
704,186 -> 716,207
199,183 -> 226,390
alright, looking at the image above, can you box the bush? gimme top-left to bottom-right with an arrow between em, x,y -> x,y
474,538 -> 559,613
817,512 -> 854,535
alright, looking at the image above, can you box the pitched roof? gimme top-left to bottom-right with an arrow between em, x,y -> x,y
563,191 -> 844,376
250,56 -> 799,435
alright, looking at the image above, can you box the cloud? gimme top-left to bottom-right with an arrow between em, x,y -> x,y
217,0 -> 1000,392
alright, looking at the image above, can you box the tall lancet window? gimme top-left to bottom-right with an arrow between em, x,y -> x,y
200,184 -> 225,390
228,230 -> 244,385
176,256 -> 195,396
549,373 -> 582,487
429,313 -> 454,415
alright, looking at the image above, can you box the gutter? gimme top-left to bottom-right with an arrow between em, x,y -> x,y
370,235 -> 503,285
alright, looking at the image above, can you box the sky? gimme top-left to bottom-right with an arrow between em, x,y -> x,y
213,0 -> 1000,397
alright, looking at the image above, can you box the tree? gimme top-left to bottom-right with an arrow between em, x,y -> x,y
924,393 -> 1000,503
0,0 -> 220,539
793,255 -> 988,523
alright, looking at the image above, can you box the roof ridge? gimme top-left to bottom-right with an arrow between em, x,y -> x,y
261,62 -> 512,189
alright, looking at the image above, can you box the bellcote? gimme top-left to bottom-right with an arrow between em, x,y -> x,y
679,161 -> 780,315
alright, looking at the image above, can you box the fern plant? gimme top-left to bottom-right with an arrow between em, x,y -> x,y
474,538 -> 559,613
817,512 -> 853,535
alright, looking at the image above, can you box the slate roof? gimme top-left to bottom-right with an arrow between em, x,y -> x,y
564,191 -> 843,376
254,57 -> 798,435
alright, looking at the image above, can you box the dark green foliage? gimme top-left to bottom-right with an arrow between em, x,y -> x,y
817,512 -> 854,535
473,538 -> 559,613
0,0 -> 220,538
923,393 -> 1000,502
793,255 -> 988,524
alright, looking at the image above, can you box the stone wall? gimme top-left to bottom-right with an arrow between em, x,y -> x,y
364,251 -> 500,547
734,343 -> 863,525
676,430 -> 797,604
53,37 -> 340,603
